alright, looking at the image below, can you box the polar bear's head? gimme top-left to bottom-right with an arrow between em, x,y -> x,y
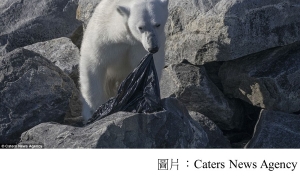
117,0 -> 169,54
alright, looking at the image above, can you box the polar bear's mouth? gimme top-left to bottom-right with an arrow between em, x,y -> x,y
148,46 -> 159,54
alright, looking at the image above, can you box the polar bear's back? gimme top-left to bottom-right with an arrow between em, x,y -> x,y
93,0 -> 136,16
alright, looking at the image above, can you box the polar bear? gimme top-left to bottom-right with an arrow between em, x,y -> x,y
79,0 -> 169,120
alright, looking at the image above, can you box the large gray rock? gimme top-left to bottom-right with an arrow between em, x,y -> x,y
77,0 -> 101,28
64,87 -> 82,120
245,110 -> 300,148
0,0 -> 81,56
23,38 -> 82,118
219,41 -> 300,113
19,98 -> 210,148
166,0 -> 300,65
189,111 -> 231,148
160,60 -> 244,130
0,48 -> 78,143
20,99 -> 208,148
24,37 -> 80,86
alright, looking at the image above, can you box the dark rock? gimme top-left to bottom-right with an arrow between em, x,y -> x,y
0,48 -> 77,144
219,41 -> 300,113
224,102 -> 261,148
64,88 -> 82,120
0,0 -> 81,56
231,139 -> 251,148
223,131 -> 252,148
19,98 -> 210,148
246,110 -> 300,148
203,61 -> 224,91
242,102 -> 261,135
70,25 -> 84,49
166,0 -> 300,65
189,111 -> 231,148
160,61 -> 244,130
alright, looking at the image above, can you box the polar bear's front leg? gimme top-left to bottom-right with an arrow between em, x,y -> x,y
80,65 -> 107,121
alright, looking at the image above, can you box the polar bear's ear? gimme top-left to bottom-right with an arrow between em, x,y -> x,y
117,6 -> 130,19
160,0 -> 169,7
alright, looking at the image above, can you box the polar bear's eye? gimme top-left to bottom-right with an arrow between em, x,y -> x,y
138,26 -> 143,30
155,24 -> 161,28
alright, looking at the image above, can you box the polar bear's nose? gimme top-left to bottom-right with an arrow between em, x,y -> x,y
148,47 -> 159,54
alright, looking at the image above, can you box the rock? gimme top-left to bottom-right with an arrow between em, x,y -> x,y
70,25 -> 84,49
160,60 -> 244,130
245,110 -> 300,148
232,139 -> 251,148
0,48 -> 78,144
76,0 -> 101,29
0,0 -> 81,56
189,111 -> 231,148
219,41 -> 300,113
166,0 -> 300,65
224,131 -> 252,148
19,98 -> 209,148
64,87 -> 82,120
23,38 -> 82,118
24,37 -> 80,87
222,101 -> 262,148
203,61 -> 224,91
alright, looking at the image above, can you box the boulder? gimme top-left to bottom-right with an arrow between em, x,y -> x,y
219,41 -> 300,113
64,88 -> 82,120
70,25 -> 84,49
189,111 -> 231,148
166,0 -> 300,65
160,60 -> 244,130
246,110 -> 300,148
0,48 -> 78,143
23,38 -> 82,119
19,98 -> 210,148
24,37 -> 80,87
203,61 -> 224,91
0,0 -> 81,56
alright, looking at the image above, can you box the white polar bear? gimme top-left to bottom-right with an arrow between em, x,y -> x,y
79,0 -> 169,120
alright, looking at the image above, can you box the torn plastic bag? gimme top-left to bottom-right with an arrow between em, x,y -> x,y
86,53 -> 163,124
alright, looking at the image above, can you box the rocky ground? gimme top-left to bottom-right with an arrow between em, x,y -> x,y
1,0 -> 300,148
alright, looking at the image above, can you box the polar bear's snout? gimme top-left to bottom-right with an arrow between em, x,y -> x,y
142,31 -> 159,54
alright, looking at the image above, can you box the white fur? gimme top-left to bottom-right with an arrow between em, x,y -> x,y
79,0 -> 169,120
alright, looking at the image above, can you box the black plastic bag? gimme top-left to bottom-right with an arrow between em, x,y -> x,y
86,53 -> 163,124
